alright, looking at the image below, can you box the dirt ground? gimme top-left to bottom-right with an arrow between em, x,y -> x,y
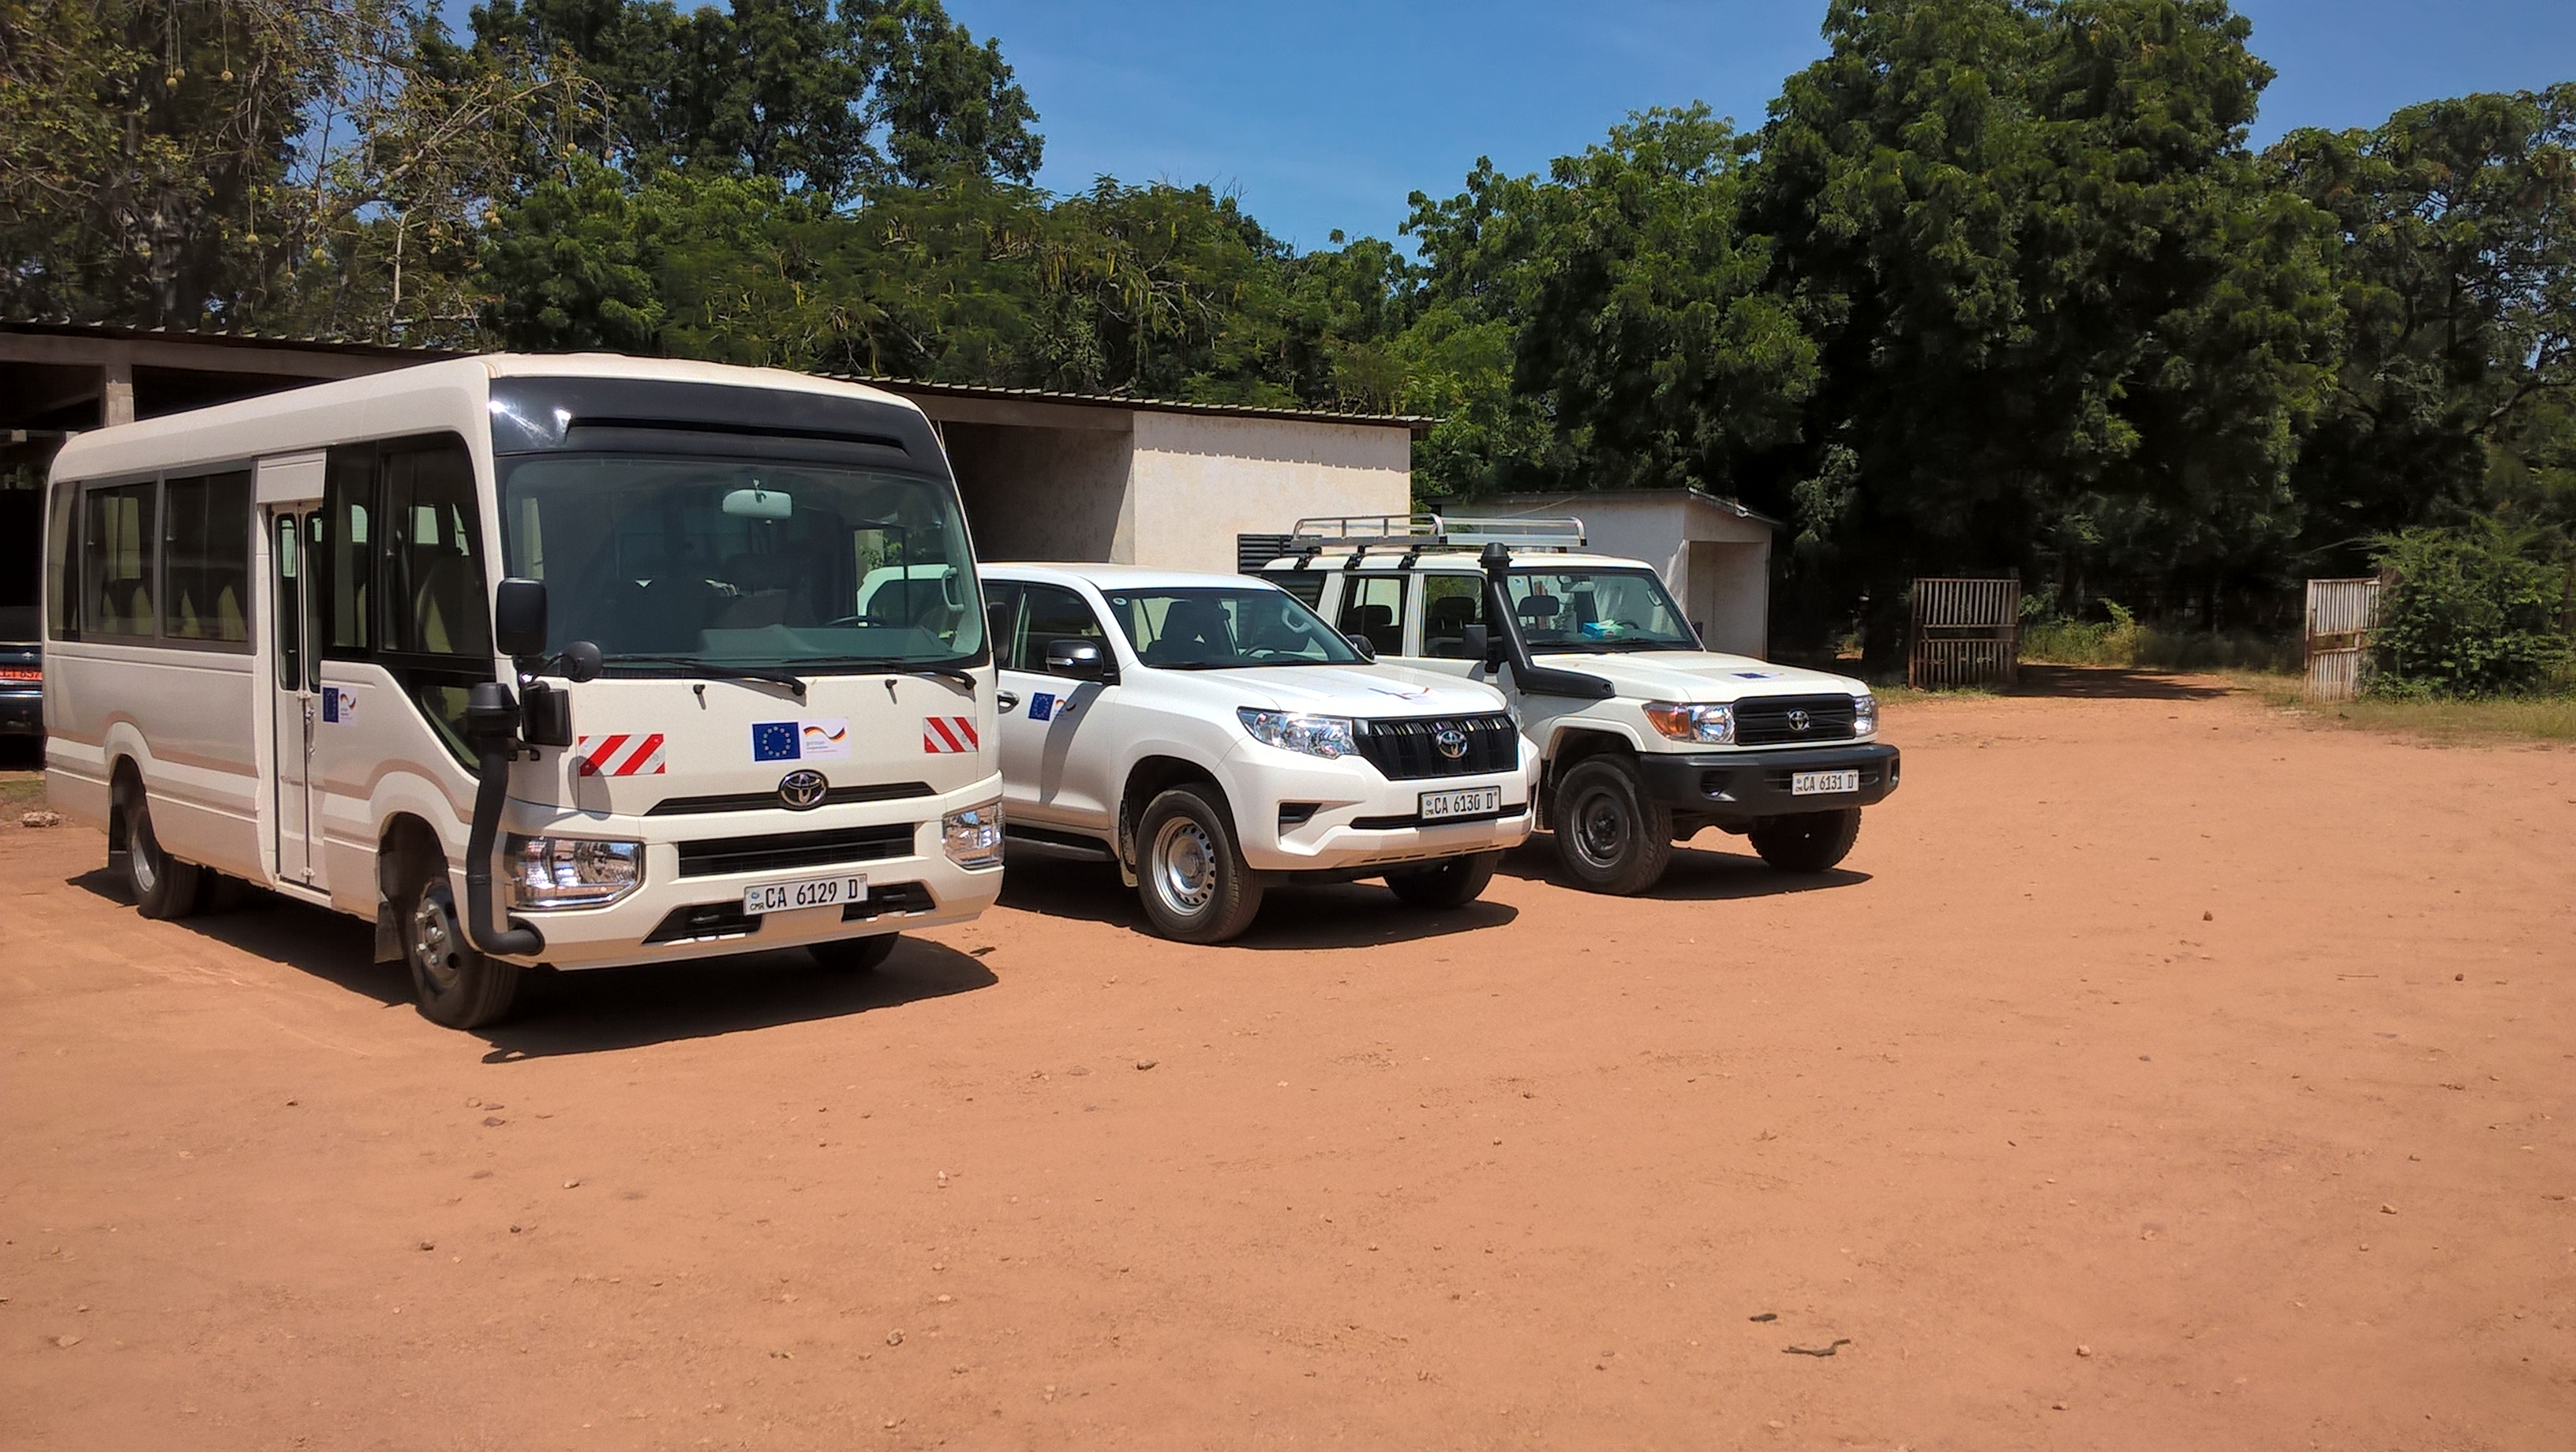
3,673 -> 2572,1450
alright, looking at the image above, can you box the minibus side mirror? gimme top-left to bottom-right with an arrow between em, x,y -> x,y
1462,623 -> 1495,668
1045,640 -> 1110,682
1342,631 -> 1378,663
559,640 -> 603,683
494,578 -> 549,659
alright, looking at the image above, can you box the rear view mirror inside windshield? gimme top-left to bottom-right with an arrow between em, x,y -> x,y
721,486 -> 793,519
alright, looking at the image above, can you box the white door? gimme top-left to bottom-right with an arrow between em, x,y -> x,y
268,510 -> 325,889
995,582 -> 1115,830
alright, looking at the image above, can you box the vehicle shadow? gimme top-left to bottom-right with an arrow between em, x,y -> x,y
2007,664 -> 2237,701
1496,838 -> 1870,900
998,855 -> 1519,949
66,866 -> 996,1059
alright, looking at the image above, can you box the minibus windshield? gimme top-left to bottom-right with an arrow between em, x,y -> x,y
498,455 -> 982,671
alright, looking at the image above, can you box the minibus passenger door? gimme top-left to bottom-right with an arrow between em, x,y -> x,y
268,511 -> 323,886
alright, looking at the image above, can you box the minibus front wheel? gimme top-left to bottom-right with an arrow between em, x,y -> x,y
395,851 -> 523,1031
113,771 -> 200,920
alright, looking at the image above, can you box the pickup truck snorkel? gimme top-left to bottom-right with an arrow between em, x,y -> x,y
1477,542 -> 1614,700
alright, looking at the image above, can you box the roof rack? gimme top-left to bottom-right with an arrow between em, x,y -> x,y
1286,512 -> 1586,552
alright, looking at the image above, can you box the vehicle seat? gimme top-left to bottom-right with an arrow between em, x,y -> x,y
1339,602 -> 1401,654
412,554 -> 488,655
1144,598 -> 1232,666
1425,595 -> 1478,657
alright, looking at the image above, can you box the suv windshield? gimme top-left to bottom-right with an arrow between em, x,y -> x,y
1099,586 -> 1364,669
1505,567 -> 1698,651
498,455 -> 981,671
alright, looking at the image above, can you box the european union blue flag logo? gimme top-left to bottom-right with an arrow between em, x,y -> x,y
1028,691 -> 1055,721
751,721 -> 800,762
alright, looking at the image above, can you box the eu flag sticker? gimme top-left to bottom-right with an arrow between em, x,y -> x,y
1028,691 -> 1056,721
751,720 -> 801,762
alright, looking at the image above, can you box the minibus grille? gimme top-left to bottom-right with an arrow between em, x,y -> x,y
675,823 -> 917,878
1352,713 -> 1518,780
1732,694 -> 1859,746
647,781 -> 934,816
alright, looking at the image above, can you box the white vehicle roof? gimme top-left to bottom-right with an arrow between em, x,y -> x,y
1265,548 -> 1657,573
48,353 -> 926,483
981,562 -> 1282,593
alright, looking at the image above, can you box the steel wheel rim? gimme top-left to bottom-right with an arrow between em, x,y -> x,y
126,803 -> 158,893
1571,786 -> 1629,868
410,889 -> 464,992
1150,817 -> 1219,916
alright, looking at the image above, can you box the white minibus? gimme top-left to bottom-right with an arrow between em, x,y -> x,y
42,355 -> 1005,1028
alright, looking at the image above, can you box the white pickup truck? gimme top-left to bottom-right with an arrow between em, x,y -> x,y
1259,515 -> 1900,896
979,564 -> 1537,942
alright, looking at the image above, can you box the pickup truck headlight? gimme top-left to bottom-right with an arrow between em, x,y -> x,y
1642,702 -> 1735,745
943,799 -> 1005,869
505,835 -> 642,909
1237,708 -> 1357,759
1853,694 -> 1878,738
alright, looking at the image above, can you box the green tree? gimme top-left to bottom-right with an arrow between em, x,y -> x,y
2371,522 -> 2573,697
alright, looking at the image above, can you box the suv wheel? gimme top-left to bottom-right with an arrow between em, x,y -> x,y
1385,851 -> 1503,909
396,852 -> 523,1030
1550,757 -> 1673,895
1135,785 -> 1265,943
1749,809 -> 1862,874
811,934 -> 899,972
118,784 -> 200,919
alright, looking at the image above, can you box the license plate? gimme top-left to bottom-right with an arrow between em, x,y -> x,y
1418,785 -> 1501,821
1791,769 -> 1860,796
742,874 -> 868,915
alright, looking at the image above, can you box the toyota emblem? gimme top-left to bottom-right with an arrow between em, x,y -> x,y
1434,726 -> 1470,760
777,769 -> 829,810
1785,709 -> 1812,733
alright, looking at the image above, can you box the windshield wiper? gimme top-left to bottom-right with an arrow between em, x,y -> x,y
779,658 -> 981,693
603,655 -> 808,697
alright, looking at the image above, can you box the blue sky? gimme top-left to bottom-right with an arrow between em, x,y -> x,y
944,0 -> 2576,250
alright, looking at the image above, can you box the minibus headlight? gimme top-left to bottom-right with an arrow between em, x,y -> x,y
943,799 -> 1005,870
505,835 -> 643,909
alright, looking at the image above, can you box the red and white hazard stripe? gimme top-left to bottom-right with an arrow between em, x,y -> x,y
921,716 -> 979,754
574,733 -> 667,777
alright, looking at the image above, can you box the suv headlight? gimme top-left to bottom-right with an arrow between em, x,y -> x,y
1853,693 -> 1878,738
1642,702 -> 1735,745
943,799 -> 1005,869
505,835 -> 642,909
1237,708 -> 1357,759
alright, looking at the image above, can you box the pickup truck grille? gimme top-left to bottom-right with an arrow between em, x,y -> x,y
675,823 -> 916,878
1353,713 -> 1518,780
1733,694 -> 1859,746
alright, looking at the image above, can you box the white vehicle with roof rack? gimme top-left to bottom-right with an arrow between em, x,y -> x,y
979,563 -> 1537,943
1257,513 -> 1900,895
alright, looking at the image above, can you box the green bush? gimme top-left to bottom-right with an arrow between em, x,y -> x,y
2020,600 -> 2299,672
2370,523 -> 2573,698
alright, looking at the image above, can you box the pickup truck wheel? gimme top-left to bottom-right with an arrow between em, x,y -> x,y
1550,757 -> 1672,896
1385,850 -> 1503,909
1136,786 -> 1265,943
119,786 -> 200,920
1749,809 -> 1862,874
811,933 -> 899,972
396,854 -> 523,1030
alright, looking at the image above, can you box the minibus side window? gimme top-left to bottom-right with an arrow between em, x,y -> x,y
46,482 -> 79,641
80,482 -> 157,639
378,440 -> 489,659
320,447 -> 373,653
162,472 -> 253,649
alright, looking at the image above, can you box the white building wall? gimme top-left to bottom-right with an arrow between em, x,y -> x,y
1128,413 -> 1411,574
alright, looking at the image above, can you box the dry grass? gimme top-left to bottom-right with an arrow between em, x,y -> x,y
2243,676 -> 2576,744
0,771 -> 48,815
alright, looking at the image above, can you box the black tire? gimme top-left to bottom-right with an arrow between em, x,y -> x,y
1385,850 -> 1503,909
1549,757 -> 1673,896
118,784 -> 200,920
811,933 -> 899,972
395,852 -> 522,1030
1134,784 -> 1265,943
1749,809 -> 1862,874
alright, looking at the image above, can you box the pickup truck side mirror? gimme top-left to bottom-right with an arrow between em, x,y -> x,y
1045,639 -> 1112,682
1342,631 -> 1378,663
1462,623 -> 1495,668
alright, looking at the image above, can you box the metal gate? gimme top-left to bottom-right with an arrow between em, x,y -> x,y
2303,578 -> 2382,701
1908,576 -> 2021,688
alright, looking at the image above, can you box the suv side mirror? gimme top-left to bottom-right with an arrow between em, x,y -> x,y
1462,623 -> 1494,668
1342,631 -> 1378,663
493,578 -> 549,658
1045,639 -> 1110,682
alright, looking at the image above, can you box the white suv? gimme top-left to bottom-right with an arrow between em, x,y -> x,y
1260,515 -> 1900,896
979,564 -> 1537,942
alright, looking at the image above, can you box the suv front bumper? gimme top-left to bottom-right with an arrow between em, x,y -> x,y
1634,742 -> 1900,821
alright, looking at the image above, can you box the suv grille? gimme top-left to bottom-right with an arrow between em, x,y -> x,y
1733,694 -> 1859,746
675,823 -> 917,878
1352,713 -> 1518,780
